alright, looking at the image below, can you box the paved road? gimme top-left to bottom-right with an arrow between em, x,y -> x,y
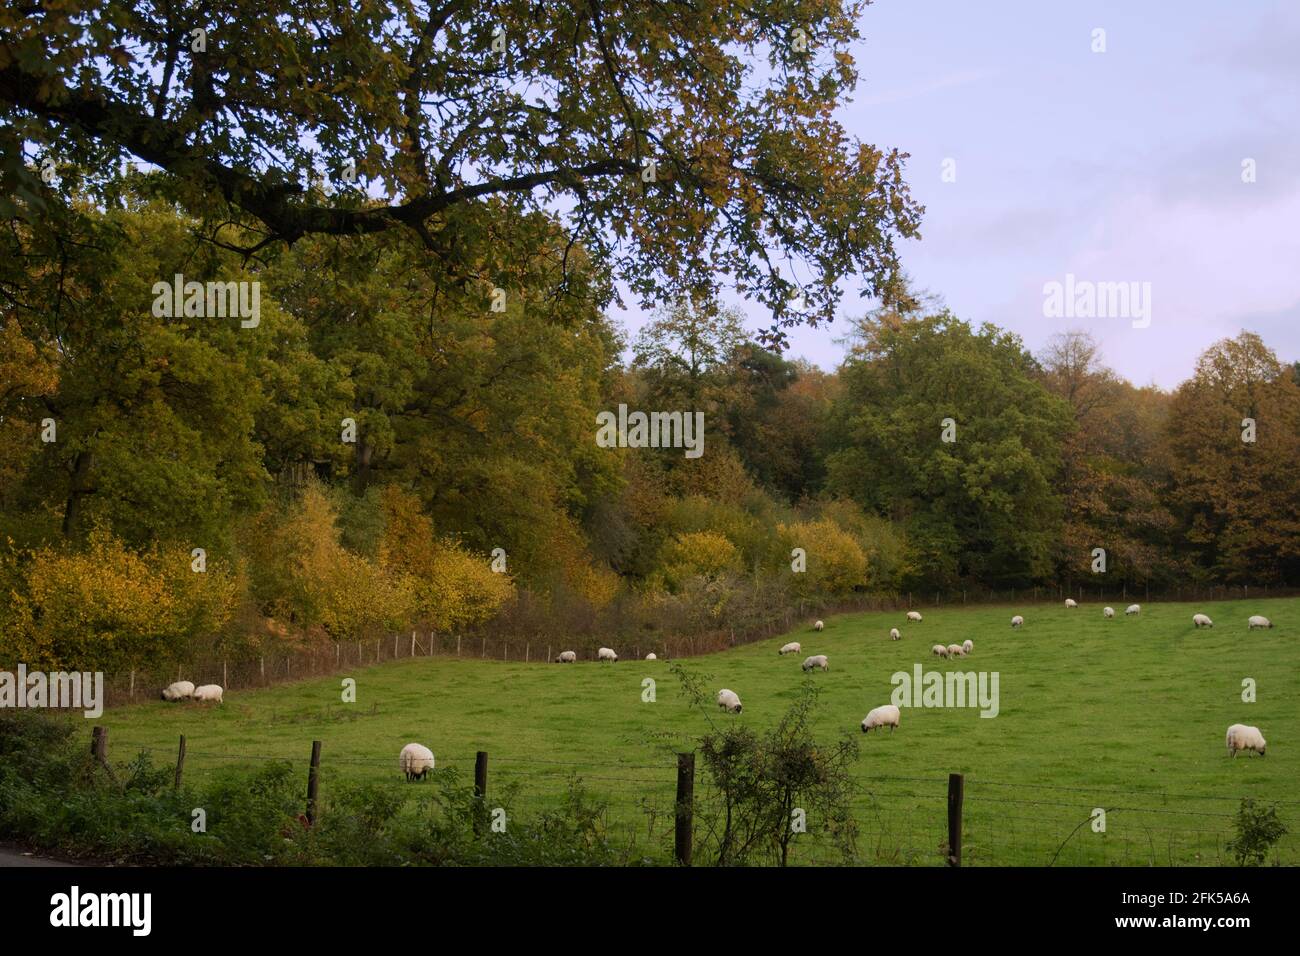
0,846 -> 75,867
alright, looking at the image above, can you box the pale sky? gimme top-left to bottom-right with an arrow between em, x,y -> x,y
613,0 -> 1300,389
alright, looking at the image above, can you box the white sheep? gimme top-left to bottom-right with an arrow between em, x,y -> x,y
1192,613 -> 1213,629
801,654 -> 829,672
962,639 -> 973,655
193,684 -> 223,704
1065,598 -> 1077,608
646,653 -> 657,660
597,647 -> 618,662
1125,604 -> 1141,616
889,627 -> 901,641
813,620 -> 824,631
161,681 -> 195,702
931,644 -> 949,658
1248,615 -> 1272,630
716,689 -> 743,714
399,743 -> 435,782
861,704 -> 901,734
1011,615 -> 1024,628
946,643 -> 965,657
1225,724 -> 1266,758
907,611 -> 923,623
556,650 -> 577,663
779,641 -> 802,656
1103,606 -> 1115,618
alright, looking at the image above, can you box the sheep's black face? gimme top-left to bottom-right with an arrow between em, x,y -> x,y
734,705 -> 742,714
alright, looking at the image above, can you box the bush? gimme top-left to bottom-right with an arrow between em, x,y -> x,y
1227,798 -> 1287,866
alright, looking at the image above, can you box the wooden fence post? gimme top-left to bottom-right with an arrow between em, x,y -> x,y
546,645 -> 551,663
525,643 -> 530,663
481,637 -> 486,658
394,634 -> 399,658
474,751 -> 489,836
457,635 -> 462,657
91,725 -> 106,761
411,631 -> 416,657
947,773 -> 964,867
675,752 -> 695,866
129,670 -> 135,700
306,740 -> 322,825
174,734 -> 186,790
222,660 -> 227,690
260,656 -> 265,682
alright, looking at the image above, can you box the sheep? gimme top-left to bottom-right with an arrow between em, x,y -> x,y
946,643 -> 965,657
1248,615 -> 1273,630
399,743 -> 436,782
962,639 -> 973,655
779,641 -> 802,656
1125,604 -> 1141,616
1065,598 -> 1077,608
813,620 -> 824,632
1225,724 -> 1266,758
646,653 -> 657,660
193,684 -> 223,704
1192,613 -> 1214,629
1011,615 -> 1024,628
161,680 -> 195,702
716,689 -> 743,714
931,644 -> 949,658
597,647 -> 618,662
906,611 -> 923,623
1103,606 -> 1115,619
861,704 -> 901,734
555,650 -> 577,663
801,654 -> 829,672
889,627 -> 901,641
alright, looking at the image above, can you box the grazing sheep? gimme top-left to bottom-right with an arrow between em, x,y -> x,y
889,627 -> 901,641
1103,606 -> 1115,618
907,611 -> 923,623
193,684 -> 223,704
1011,615 -> 1024,628
962,639 -> 973,655
399,743 -> 435,782
1192,613 -> 1214,629
161,681 -> 195,702
813,620 -> 824,631
779,641 -> 802,655
946,643 -> 965,657
931,644 -> 949,658
645,653 -> 657,660
597,647 -> 618,662
1065,598 -> 1077,608
556,650 -> 577,663
716,689 -> 743,714
1125,604 -> 1141,616
1248,615 -> 1273,630
1225,724 -> 1266,758
801,654 -> 829,672
861,704 -> 901,734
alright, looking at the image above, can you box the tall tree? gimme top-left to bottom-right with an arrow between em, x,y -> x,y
826,310 -> 1070,588
2,0 -> 922,338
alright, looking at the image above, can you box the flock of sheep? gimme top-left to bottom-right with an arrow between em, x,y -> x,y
157,600 -> 1277,782
1002,601 -> 1271,757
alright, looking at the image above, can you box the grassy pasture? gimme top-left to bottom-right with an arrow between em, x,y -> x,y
95,597 -> 1298,865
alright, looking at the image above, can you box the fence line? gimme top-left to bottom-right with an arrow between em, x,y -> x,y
83,731 -> 1295,867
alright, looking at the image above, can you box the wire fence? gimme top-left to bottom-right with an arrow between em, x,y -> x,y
104,734 -> 1296,867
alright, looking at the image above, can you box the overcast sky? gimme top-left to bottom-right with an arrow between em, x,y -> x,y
612,0 -> 1300,389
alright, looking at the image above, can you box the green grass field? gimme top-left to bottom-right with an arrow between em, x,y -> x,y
97,597 -> 1298,866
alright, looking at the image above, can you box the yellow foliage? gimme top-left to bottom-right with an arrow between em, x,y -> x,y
656,530 -> 740,592
780,519 -> 868,596
1,529 -> 236,672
